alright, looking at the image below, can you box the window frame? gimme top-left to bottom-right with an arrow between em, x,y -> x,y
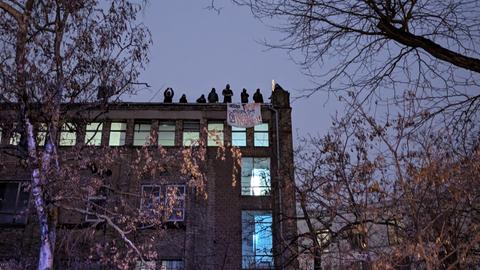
59,122 -> 77,146
109,122 -> 127,146
241,157 -> 271,196
231,126 -> 247,147
207,121 -> 224,146
241,210 -> 274,269
182,121 -> 200,146
158,121 -> 176,147
0,181 -> 30,224
133,122 -> 152,146
165,185 -> 186,222
85,122 -> 104,146
253,123 -> 269,147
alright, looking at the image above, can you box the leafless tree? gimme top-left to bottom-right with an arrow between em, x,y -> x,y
233,0 -> 480,132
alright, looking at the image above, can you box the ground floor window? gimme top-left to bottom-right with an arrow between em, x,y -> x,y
242,210 -> 273,269
0,181 -> 29,224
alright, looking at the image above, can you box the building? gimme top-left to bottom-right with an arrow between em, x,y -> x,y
0,86 -> 298,269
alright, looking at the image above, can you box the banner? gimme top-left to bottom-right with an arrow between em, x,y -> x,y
227,103 -> 262,128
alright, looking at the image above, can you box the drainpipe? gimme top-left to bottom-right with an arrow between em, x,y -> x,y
268,105 -> 284,270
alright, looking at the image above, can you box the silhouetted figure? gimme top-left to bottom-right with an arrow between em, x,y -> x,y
179,94 -> 188,103
253,88 -> 264,103
163,87 -> 174,103
196,94 -> 206,103
208,88 -> 219,103
222,84 -> 233,103
241,88 -> 249,103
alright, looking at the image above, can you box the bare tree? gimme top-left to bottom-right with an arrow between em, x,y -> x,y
0,0 -> 152,268
233,0 -> 480,130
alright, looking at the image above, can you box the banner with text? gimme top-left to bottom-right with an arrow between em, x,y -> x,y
227,103 -> 262,128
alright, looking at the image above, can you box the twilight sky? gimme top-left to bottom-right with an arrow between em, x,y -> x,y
129,1 -> 342,141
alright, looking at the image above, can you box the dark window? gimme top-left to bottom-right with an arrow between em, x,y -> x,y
0,182 -> 29,224
85,196 -> 106,222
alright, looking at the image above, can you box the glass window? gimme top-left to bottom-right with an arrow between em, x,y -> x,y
165,185 -> 185,222
241,157 -> 271,196
85,196 -> 106,222
182,121 -> 200,146
232,127 -> 246,147
0,182 -> 29,224
161,260 -> 184,270
59,122 -> 76,146
207,122 -> 224,146
254,123 -> 269,147
85,122 -> 103,146
242,211 -> 273,269
36,123 -> 47,146
140,185 -> 162,211
133,122 -> 152,146
109,122 -> 127,146
158,121 -> 175,146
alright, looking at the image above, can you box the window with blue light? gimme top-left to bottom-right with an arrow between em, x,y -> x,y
242,211 -> 273,269
241,157 -> 271,196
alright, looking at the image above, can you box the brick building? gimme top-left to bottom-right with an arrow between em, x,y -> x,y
0,86 -> 298,269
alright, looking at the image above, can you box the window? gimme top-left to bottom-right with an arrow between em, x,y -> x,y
241,157 -> 271,196
350,225 -> 368,250
141,185 -> 185,222
254,123 -> 269,147
316,229 -> 332,252
242,211 -> 273,269
109,122 -> 127,146
161,260 -> 184,270
133,122 -> 152,146
232,127 -> 246,147
0,182 -> 29,224
85,122 -> 103,146
165,185 -> 186,222
36,123 -> 47,146
85,196 -> 106,222
182,121 -> 199,146
9,132 -> 21,145
59,122 -> 76,146
207,122 -> 224,146
158,121 -> 175,146
140,185 -> 163,213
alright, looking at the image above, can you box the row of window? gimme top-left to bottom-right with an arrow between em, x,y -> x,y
0,122 -> 269,147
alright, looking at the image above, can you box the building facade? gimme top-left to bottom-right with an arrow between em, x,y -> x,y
0,87 -> 298,270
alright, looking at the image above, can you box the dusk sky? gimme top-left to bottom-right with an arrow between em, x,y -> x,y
129,1 -> 342,141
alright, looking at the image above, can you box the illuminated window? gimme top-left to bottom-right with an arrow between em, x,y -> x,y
85,122 -> 103,146
36,123 -> 47,146
207,122 -> 224,146
109,122 -> 126,146
161,260 -> 184,270
254,123 -> 269,147
241,157 -> 271,196
242,211 -> 273,269
133,122 -> 152,146
59,123 -> 76,146
182,121 -> 199,146
0,182 -> 29,224
232,127 -> 246,147
158,121 -> 175,146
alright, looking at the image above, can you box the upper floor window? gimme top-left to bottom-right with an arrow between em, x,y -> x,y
241,157 -> 271,196
182,121 -> 200,146
158,121 -> 175,146
242,211 -> 273,269
59,122 -> 76,146
0,182 -> 29,224
207,122 -> 224,146
254,123 -> 269,147
85,122 -> 103,146
36,123 -> 47,146
109,122 -> 127,146
133,122 -> 152,146
232,127 -> 246,147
